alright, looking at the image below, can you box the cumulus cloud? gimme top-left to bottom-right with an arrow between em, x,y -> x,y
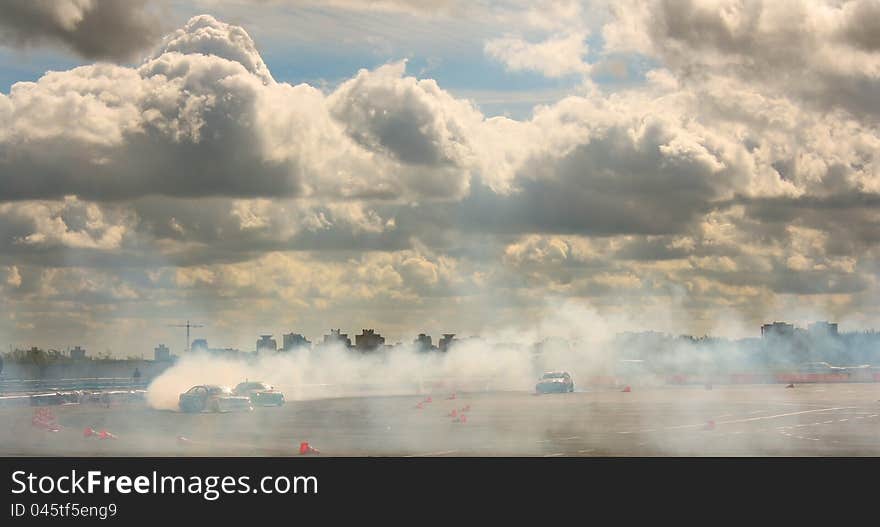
0,0 -> 163,61
602,0 -> 880,118
485,32 -> 591,78
0,16 -> 486,203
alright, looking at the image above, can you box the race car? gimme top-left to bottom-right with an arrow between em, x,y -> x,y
233,381 -> 285,407
535,371 -> 574,394
178,385 -> 253,413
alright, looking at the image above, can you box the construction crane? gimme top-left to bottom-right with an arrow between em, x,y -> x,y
168,320 -> 204,353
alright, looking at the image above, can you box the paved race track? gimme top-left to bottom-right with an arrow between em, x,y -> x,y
3,383 -> 880,456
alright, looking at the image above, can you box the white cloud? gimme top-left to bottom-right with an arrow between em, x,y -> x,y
485,32 -> 590,78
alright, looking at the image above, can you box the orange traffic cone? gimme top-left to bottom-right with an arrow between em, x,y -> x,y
622,385 -> 631,393
424,396 -> 432,403
98,430 -> 117,440
299,441 -> 320,455
704,420 -> 715,431
447,393 -> 457,400
83,427 -> 95,438
454,414 -> 467,423
415,402 -> 424,409
448,409 -> 457,417
461,404 -> 471,412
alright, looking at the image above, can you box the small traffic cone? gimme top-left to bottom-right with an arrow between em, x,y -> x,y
453,414 -> 467,423
83,427 -> 95,438
448,409 -> 457,417
98,430 -> 117,440
447,393 -> 457,400
299,441 -> 320,455
622,385 -> 631,393
461,404 -> 471,412
704,420 -> 715,431
415,402 -> 424,409
424,396 -> 432,403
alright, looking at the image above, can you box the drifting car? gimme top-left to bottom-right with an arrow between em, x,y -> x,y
178,385 -> 253,413
536,371 -> 574,394
233,381 -> 285,407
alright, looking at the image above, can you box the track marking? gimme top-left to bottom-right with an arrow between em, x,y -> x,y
717,407 -> 855,425
404,450 -> 458,457
838,419 -> 848,422
617,407 -> 856,435
544,453 -> 565,457
561,436 -> 580,441
577,449 -> 595,454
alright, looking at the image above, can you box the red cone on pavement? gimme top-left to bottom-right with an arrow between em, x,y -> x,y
461,404 -> 470,412
704,420 -> 716,431
453,414 -> 467,423
83,427 -> 95,438
448,409 -> 457,417
447,393 -> 456,400
424,396 -> 433,403
98,429 -> 117,440
415,402 -> 423,409
299,441 -> 320,455
622,385 -> 632,393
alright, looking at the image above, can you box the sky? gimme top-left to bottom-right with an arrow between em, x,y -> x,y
1,0 -> 879,356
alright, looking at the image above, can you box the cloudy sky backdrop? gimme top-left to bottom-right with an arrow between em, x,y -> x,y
1,0 -> 879,355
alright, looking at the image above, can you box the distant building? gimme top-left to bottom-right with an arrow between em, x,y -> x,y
282,332 -> 311,351
191,338 -> 209,352
69,346 -> 86,360
808,321 -> 839,338
323,329 -> 351,348
438,334 -> 456,352
154,344 -> 171,362
256,335 -> 277,353
761,322 -> 794,339
355,329 -> 385,352
414,333 -> 433,351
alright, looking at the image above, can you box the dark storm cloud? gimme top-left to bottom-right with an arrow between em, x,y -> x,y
0,0 -> 164,62
718,192 -> 880,250
457,123 -> 723,237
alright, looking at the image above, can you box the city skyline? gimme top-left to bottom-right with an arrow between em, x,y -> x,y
1,2 -> 880,357
9,318 -> 880,360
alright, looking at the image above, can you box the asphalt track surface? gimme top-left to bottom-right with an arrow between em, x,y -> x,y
3,383 -> 880,456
